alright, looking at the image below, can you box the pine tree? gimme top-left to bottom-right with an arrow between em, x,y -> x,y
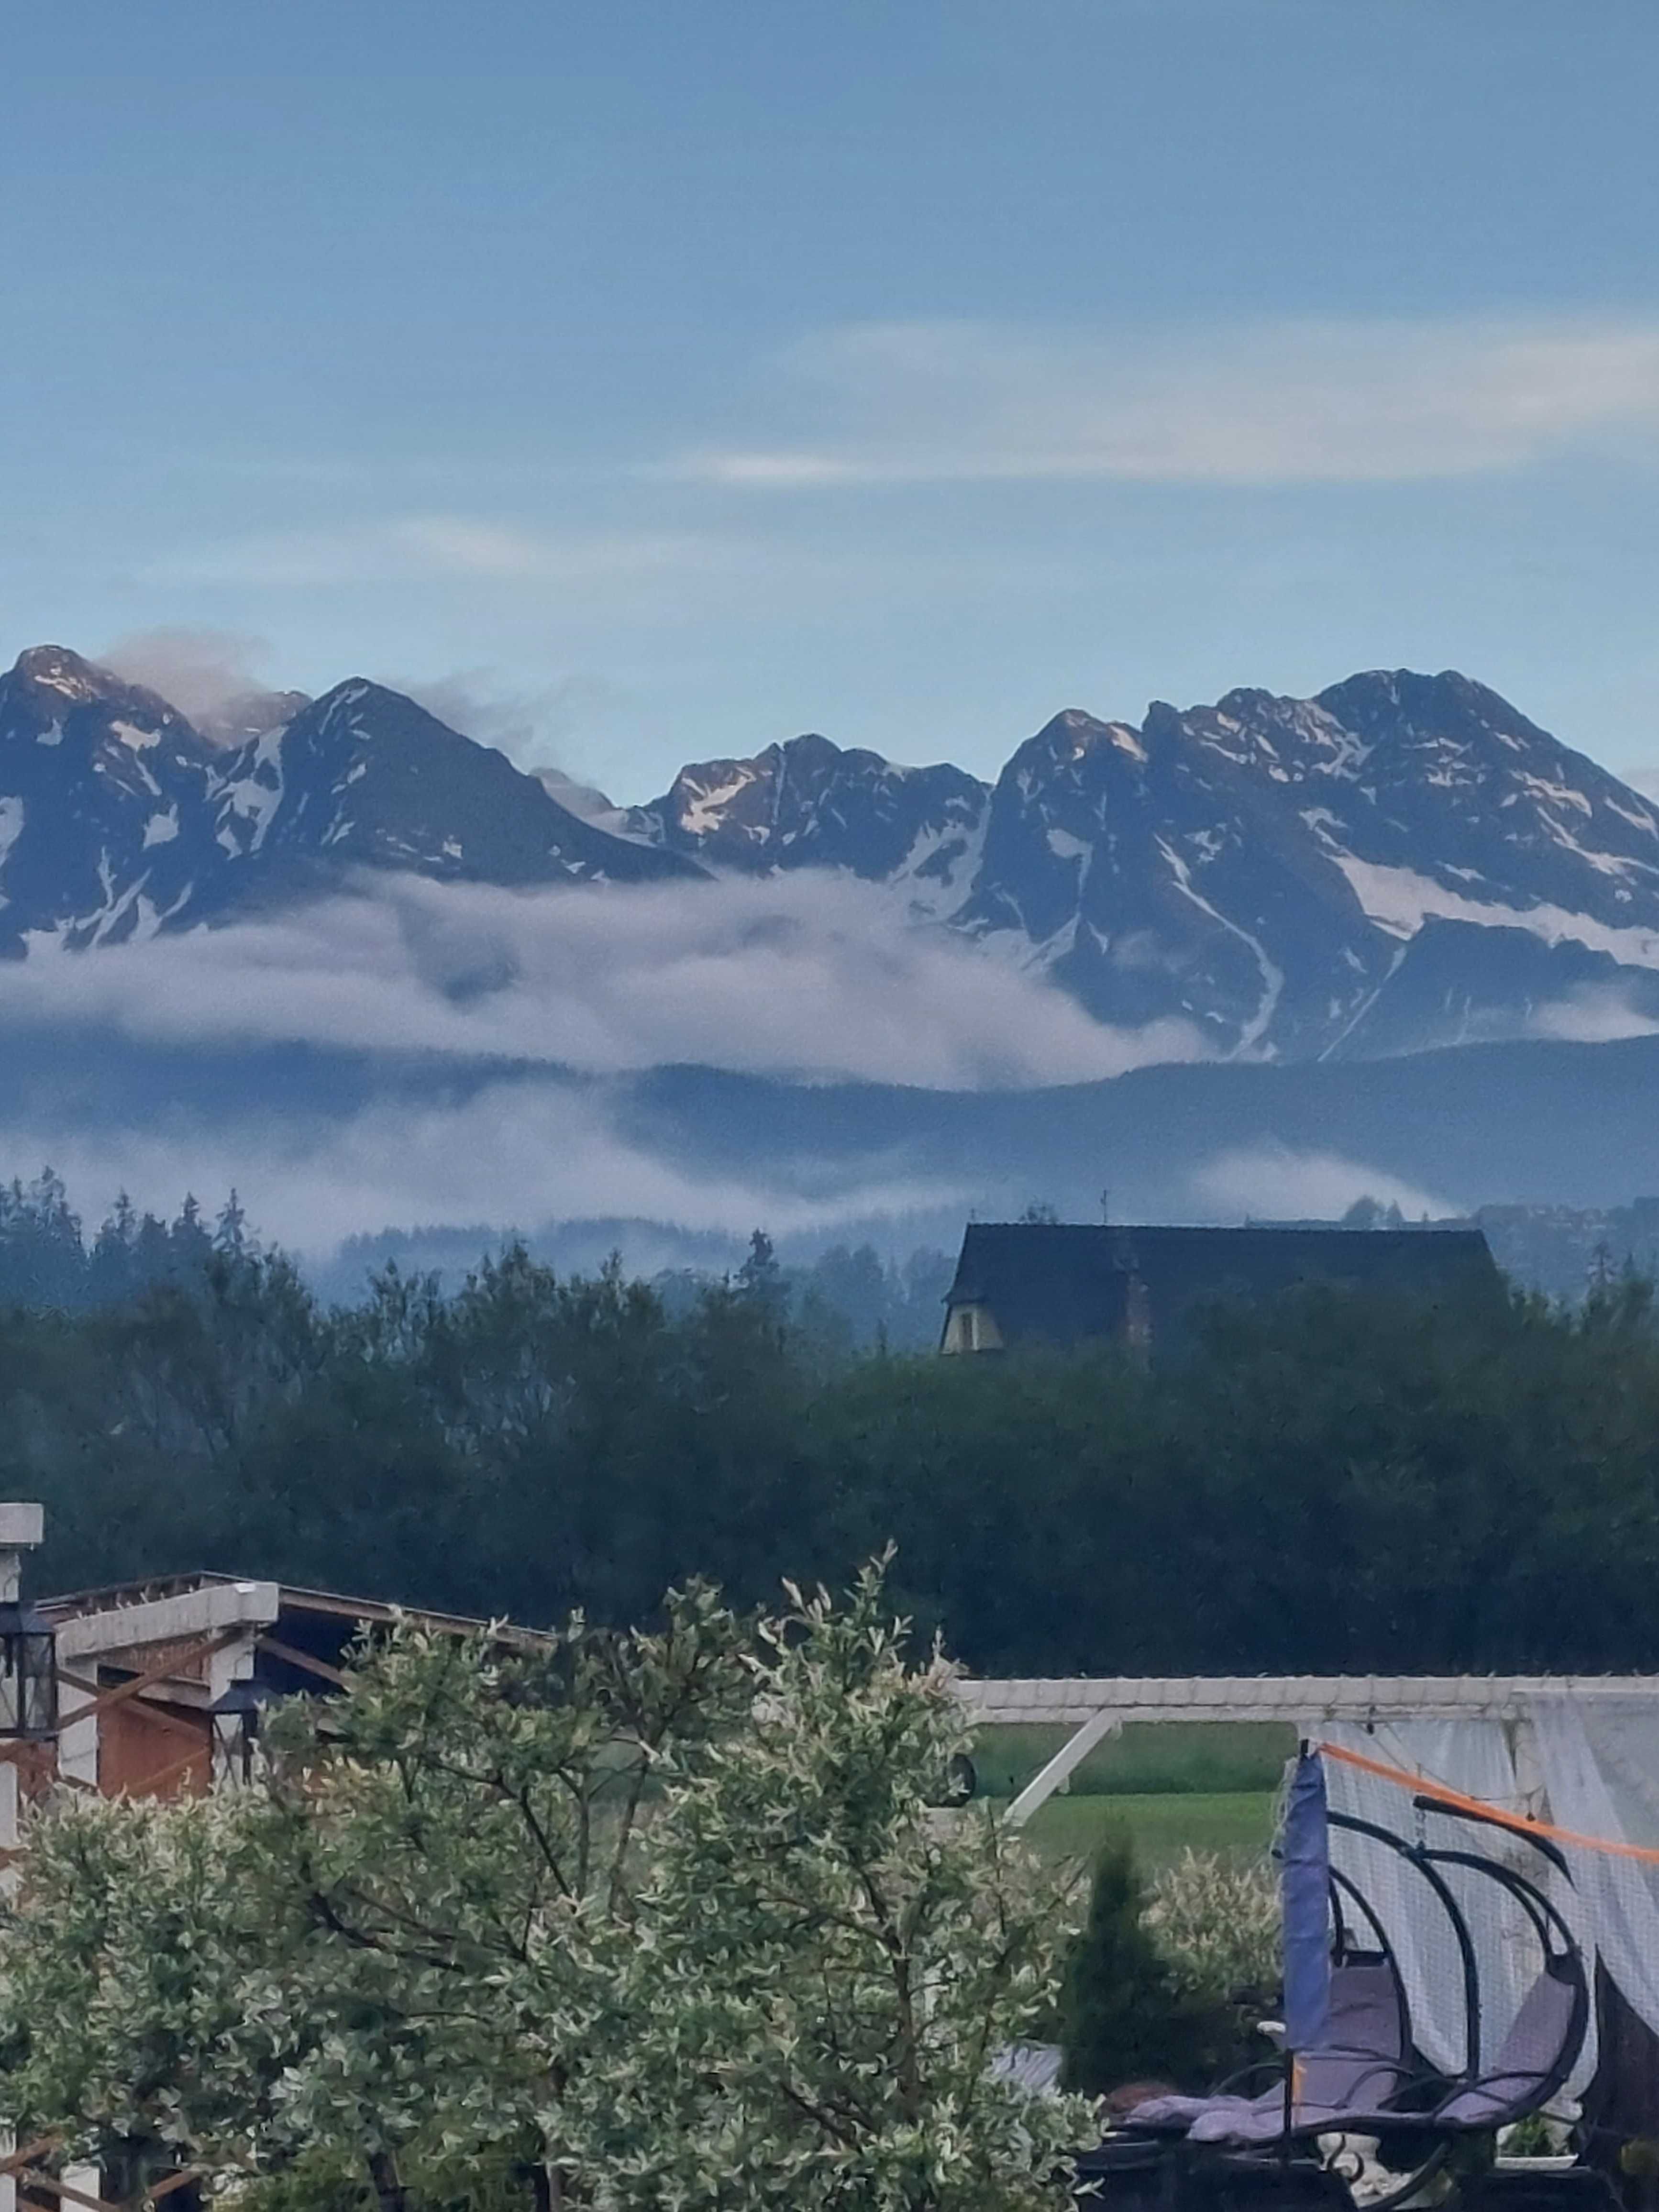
1059,1831 -> 1192,2095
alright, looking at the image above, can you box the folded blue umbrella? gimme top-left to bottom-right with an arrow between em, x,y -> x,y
1282,1746 -> 1332,2067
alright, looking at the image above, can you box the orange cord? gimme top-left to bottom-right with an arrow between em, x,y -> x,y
1317,1737 -> 1659,1868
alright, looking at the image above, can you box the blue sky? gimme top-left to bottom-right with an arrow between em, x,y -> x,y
6,0 -> 1659,797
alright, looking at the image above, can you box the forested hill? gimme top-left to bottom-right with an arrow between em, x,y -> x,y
3,1210 -> 1658,1678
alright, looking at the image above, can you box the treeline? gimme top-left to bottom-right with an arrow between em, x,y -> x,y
4,1188 -> 1659,1675
0,1170 -> 253,1310
0,1171 -> 955,1350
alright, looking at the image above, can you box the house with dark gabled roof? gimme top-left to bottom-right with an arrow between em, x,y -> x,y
939,1221 -> 1501,1358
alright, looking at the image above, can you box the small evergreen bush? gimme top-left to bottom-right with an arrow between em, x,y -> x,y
1059,1834 -> 1278,2096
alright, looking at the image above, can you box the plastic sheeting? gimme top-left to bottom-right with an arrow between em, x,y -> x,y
1318,1717 -> 1601,2103
1526,1697 -> 1659,2054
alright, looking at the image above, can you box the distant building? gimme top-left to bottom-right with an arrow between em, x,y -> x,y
36,1572 -> 505,1801
939,1222 -> 1501,1357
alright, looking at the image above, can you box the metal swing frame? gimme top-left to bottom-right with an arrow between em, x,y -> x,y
1082,1792 -> 1593,2212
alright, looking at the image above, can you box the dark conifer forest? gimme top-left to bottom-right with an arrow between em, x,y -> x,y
2,1169 -> 1657,1676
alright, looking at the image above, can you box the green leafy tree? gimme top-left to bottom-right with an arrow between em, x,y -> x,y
254,1585 -> 751,2209
0,1790 -> 316,2205
624,1559 -> 1091,2212
1143,1850 -> 1281,2087
0,1568 -> 1092,2212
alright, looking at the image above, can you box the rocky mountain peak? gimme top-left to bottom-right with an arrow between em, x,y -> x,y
637,729 -> 988,896
1313,666 -> 1534,744
5,640 -> 1659,1063
2,645 -> 196,739
1013,709 -> 1148,777
10,644 -> 118,704
199,677 -> 702,899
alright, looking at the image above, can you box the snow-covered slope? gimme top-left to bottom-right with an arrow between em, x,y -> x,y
6,644 -> 1659,1063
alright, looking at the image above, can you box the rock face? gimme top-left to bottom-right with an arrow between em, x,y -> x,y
5,644 -> 1659,1062
199,678 -> 701,915
0,646 -> 222,951
950,705 -> 1383,1056
0,653 -> 701,952
632,732 -> 988,917
633,673 -> 1659,1057
944,673 -> 1659,1056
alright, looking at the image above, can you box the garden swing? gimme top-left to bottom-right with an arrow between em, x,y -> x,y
1073,1747 -> 1607,2212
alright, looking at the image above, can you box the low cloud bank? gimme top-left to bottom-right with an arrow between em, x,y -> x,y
0,874 -> 1198,1257
1527,985 -> 1659,1045
0,1077 -> 969,1262
10,872 -> 1205,1091
1189,1144 -> 1459,1223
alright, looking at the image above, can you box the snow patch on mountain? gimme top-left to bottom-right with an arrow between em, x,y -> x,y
1331,853 -> 1659,968
0,797 -> 22,881
883,806 -> 987,922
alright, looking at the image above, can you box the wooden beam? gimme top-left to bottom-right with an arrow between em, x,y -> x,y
955,1672 -> 1659,1726
254,1634 -> 346,1688
0,2142 -> 60,2180
139,2169 -> 199,2204
16,2168 -> 127,2212
38,1629 -> 246,1763
54,1584 -> 279,1664
116,1747 -> 208,1803
77,1700 -> 204,1749
1007,1710 -> 1123,1827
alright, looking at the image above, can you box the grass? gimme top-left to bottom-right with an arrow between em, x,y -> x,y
969,1725 -> 1292,1867
971,1720 -> 1294,1800
964,1721 -> 1286,1871
1008,1789 -> 1277,1868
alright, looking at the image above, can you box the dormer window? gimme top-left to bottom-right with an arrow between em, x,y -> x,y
943,1301 -> 1002,1354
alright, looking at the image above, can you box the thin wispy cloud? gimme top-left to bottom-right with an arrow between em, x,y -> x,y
390,669 -> 635,789
99,627 -> 273,722
141,518 -> 721,592
670,315 -> 1659,489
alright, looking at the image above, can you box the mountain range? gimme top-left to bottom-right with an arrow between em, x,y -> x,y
5,641 -> 1659,1063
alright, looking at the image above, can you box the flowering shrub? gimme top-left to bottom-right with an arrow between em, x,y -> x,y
1145,1848 -> 1282,2007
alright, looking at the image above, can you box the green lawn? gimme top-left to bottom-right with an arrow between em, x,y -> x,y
965,1721 -> 1285,1871
972,1721 -> 1294,1800
992,1790 -> 1277,1868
